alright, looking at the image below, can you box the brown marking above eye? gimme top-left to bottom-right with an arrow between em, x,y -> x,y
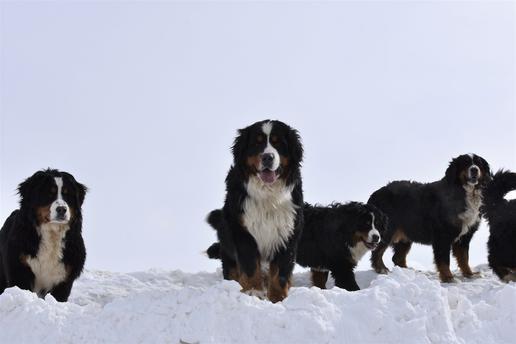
256,135 -> 264,143
271,135 -> 278,144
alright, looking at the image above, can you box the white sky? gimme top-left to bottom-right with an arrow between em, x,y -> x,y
1,2 -> 515,273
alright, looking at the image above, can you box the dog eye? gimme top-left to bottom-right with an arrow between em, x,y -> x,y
271,135 -> 278,144
62,188 -> 68,194
256,135 -> 264,143
50,187 -> 57,194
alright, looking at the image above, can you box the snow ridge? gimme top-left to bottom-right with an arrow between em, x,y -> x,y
0,266 -> 514,343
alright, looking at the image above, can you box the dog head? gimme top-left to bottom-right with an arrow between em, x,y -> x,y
445,154 -> 491,189
232,120 -> 303,185
18,169 -> 87,226
348,202 -> 388,250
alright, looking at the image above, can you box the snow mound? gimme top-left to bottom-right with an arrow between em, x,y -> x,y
0,265 -> 514,343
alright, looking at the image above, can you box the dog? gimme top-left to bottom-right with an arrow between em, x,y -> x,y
208,119 -> 303,302
0,169 -> 87,301
483,170 -> 516,282
368,154 -> 491,282
296,202 -> 387,291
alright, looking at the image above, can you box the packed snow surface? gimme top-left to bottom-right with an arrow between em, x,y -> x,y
0,265 -> 514,343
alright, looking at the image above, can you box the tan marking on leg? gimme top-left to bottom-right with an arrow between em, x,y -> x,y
311,269 -> 328,289
371,242 -> 389,274
238,260 -> 264,293
228,267 -> 240,281
392,241 -> 412,268
267,263 -> 290,303
436,263 -> 454,283
502,272 -> 516,283
452,245 -> 475,277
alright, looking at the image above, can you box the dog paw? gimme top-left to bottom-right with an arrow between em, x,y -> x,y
242,289 -> 266,299
440,276 -> 457,283
375,267 -> 389,274
463,271 -> 481,279
502,273 -> 516,283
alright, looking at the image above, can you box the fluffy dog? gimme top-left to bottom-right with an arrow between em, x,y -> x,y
483,170 -> 516,282
368,154 -> 491,282
0,169 -> 87,301
296,202 -> 387,291
209,120 -> 303,302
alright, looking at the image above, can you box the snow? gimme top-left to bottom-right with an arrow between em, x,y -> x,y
0,265 -> 514,344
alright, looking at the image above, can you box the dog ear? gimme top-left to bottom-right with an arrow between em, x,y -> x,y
62,172 -> 88,206
287,127 -> 303,166
17,170 -> 47,208
478,156 -> 493,185
231,127 -> 249,167
445,158 -> 459,185
75,181 -> 88,206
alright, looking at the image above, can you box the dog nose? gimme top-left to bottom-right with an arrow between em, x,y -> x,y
470,167 -> 479,177
371,234 -> 380,243
262,153 -> 274,167
56,206 -> 67,217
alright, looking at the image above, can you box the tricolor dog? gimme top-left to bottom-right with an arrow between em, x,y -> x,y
0,169 -> 87,301
206,120 -> 303,302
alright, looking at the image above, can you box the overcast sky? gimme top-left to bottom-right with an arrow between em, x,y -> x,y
1,2 -> 514,273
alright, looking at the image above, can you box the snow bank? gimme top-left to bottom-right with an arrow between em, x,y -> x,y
0,265 -> 514,343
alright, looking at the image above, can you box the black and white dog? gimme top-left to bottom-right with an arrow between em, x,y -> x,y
208,120 -> 303,302
296,202 -> 387,291
368,154 -> 491,282
0,169 -> 87,301
483,170 -> 516,282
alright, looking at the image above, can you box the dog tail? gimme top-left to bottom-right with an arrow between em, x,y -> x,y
205,209 -> 224,260
206,209 -> 224,231
206,242 -> 221,259
483,170 -> 516,221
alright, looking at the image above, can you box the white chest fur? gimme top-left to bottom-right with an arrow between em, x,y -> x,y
242,176 -> 297,260
26,223 -> 69,296
457,186 -> 482,241
349,242 -> 369,264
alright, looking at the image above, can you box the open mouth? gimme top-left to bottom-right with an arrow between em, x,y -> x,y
258,169 -> 279,184
363,240 -> 378,250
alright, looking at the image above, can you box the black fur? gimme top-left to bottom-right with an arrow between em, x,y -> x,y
368,154 -> 491,282
209,120 -> 304,302
0,169 -> 87,301
483,170 -> 516,281
296,202 -> 388,291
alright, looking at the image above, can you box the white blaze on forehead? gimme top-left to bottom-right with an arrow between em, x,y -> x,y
55,177 -> 64,200
260,121 -> 280,172
49,177 -> 70,223
262,121 -> 273,136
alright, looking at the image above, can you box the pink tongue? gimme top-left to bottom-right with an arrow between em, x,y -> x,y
259,170 -> 277,183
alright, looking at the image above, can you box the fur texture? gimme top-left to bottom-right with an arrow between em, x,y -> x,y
483,170 -> 516,282
0,169 -> 87,301
208,120 -> 303,303
368,154 -> 491,282
296,202 -> 388,291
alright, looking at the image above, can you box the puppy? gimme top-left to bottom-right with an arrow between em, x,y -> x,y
483,170 -> 516,282
368,154 -> 491,282
296,202 -> 387,291
0,169 -> 87,301
209,120 -> 304,302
